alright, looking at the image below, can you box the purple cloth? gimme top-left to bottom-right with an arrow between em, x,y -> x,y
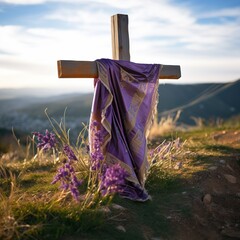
89,58 -> 161,201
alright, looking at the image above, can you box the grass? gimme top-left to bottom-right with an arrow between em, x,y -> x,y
0,159 -> 107,240
1,115 -> 240,239
0,142 -> 187,240
13,203 -> 106,239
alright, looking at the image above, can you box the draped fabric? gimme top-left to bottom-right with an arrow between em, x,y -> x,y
89,58 -> 161,201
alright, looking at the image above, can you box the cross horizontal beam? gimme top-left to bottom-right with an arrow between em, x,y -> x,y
57,60 -> 181,79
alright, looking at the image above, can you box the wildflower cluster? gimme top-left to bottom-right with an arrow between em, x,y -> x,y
90,121 -> 104,170
33,129 -> 57,151
90,120 -> 128,196
149,137 -> 185,168
53,144 -> 82,201
33,130 -> 82,202
33,122 -> 128,203
63,145 -> 77,161
100,163 -> 128,196
52,159 -> 82,201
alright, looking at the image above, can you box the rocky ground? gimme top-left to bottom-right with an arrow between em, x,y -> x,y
169,130 -> 240,240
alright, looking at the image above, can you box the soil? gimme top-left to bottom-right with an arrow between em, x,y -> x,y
170,130 -> 240,240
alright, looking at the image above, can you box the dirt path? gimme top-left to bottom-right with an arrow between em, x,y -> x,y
170,130 -> 240,240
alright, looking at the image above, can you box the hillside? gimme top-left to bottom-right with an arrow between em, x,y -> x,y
1,119 -> 240,240
0,93 -> 93,138
0,81 -> 240,239
157,79 -> 240,124
0,79 -> 240,136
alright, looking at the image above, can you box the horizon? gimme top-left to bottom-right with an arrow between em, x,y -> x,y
0,0 -> 240,92
0,78 -> 239,99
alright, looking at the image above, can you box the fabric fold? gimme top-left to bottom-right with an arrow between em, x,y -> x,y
89,58 -> 161,201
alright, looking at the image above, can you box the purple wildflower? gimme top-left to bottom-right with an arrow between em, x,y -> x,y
52,161 -> 82,202
149,149 -> 154,158
100,163 -> 128,196
63,145 -> 77,161
89,120 -> 129,197
70,185 -> 80,201
90,120 -> 104,170
33,129 -> 57,151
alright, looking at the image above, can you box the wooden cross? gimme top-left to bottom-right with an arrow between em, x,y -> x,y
57,14 -> 181,79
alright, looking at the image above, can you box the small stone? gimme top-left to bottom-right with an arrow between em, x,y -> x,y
111,203 -> 126,210
224,174 -> 237,184
219,159 -> 226,164
182,191 -> 187,195
166,216 -> 172,219
203,194 -> 212,204
116,225 -> 126,232
208,166 -> 218,171
236,193 -> 240,198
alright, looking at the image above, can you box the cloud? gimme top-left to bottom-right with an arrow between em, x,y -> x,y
45,1 -> 240,53
199,7 -> 240,18
0,0 -> 46,4
0,0 -> 240,90
45,8 -> 110,34
0,0 -> 141,6
0,23 -> 112,90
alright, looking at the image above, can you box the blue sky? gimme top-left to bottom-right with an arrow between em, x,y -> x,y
0,0 -> 240,92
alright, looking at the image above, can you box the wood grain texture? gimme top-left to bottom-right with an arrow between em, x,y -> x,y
160,65 -> 181,79
57,60 -> 181,79
111,14 -> 130,61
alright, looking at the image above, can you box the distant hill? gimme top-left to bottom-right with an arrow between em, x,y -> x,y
157,79 -> 240,124
16,93 -> 93,118
0,79 -> 240,136
0,92 -> 93,139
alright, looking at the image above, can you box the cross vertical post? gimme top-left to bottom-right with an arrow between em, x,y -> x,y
57,14 -> 181,79
111,14 -> 130,61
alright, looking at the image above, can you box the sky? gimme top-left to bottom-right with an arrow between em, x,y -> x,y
0,0 -> 240,93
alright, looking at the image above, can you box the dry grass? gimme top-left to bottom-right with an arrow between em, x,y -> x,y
0,165 -> 40,240
149,110 -> 181,139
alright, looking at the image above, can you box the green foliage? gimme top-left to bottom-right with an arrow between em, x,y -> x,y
12,202 -> 105,240
1,110 -> 137,239
146,167 -> 180,193
203,144 -> 240,154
